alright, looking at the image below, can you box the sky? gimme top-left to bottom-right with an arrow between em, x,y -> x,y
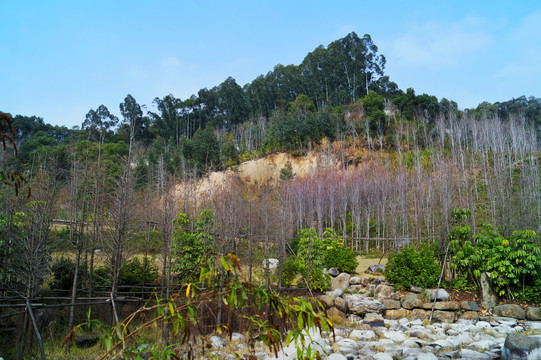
1,1 -> 540,128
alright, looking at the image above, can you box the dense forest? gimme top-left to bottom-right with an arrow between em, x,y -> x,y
1,32 -> 541,358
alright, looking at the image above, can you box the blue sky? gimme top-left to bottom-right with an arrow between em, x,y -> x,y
1,1 -> 540,127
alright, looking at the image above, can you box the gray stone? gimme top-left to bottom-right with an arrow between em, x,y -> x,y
480,272 -> 499,309
422,301 -> 460,311
494,304 -> 526,320
401,293 -> 423,309
348,285 -> 365,292
382,299 -> 401,310
262,258 -> 279,272
372,353 -> 393,360
349,329 -> 376,341
346,314 -> 363,324
210,335 -> 226,348
417,352 -> 438,360
327,267 -> 340,277
425,288 -> 450,301
502,333 -> 541,360
461,301 -> 480,311
493,316 -> 518,326
231,332 -> 245,341
363,313 -> 385,328
384,308 -> 409,320
366,264 -> 386,273
410,286 -> 423,293
327,307 -> 347,320
334,296 -> 348,314
366,284 -> 377,294
460,311 -> 480,321
460,348 -> 491,359
332,338 -> 359,355
375,284 -> 394,300
328,288 -> 343,299
349,276 -> 362,285
327,354 -> 347,360
525,321 -> 541,331
527,307 -> 541,321
431,310 -> 455,323
381,330 -> 407,343
349,299 -> 385,315
466,339 -> 497,352
332,273 -> 351,291
410,308 -> 429,320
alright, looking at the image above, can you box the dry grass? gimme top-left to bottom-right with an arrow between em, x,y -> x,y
354,255 -> 387,278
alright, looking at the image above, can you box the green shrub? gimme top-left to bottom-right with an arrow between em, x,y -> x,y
523,276 -> 541,304
50,256 -> 85,290
118,257 -> 158,290
384,243 -> 441,290
323,246 -> 358,274
281,258 -> 299,286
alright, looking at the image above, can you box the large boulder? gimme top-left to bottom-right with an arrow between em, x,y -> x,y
382,299 -> 401,310
327,268 -> 340,277
425,288 -> 450,301
366,264 -> 385,273
401,293 -> 423,309
384,309 -> 409,320
349,299 -> 385,316
331,273 -> 351,291
375,284 -> 394,300
494,304 -> 526,320
334,296 -> 348,314
363,313 -> 385,328
461,301 -> 480,312
349,276 -> 362,285
526,307 -> 541,321
431,310 -> 456,323
502,333 -> 541,360
262,258 -> 279,272
480,272 -> 498,309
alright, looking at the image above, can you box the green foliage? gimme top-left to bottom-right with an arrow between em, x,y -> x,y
118,257 -> 158,291
50,256 -> 84,291
384,243 -> 441,290
449,209 -> 541,299
279,162 -> 295,181
285,228 -> 357,291
172,209 -> 215,283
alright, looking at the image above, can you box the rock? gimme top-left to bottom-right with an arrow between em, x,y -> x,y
349,329 -> 376,341
327,354 -> 347,360
349,299 -> 385,315
367,264 -> 385,273
372,353 -> 393,360
74,333 -> 99,348
332,338 -> 359,355
525,321 -> 541,331
493,317 -> 518,326
334,296 -> 348,314
417,352 -> 438,360
327,307 -> 347,319
410,309 -> 429,320
460,311 -> 480,321
231,332 -> 245,341
382,299 -> 401,310
466,339 -> 497,352
361,277 -> 371,285
527,307 -> 541,321
422,301 -> 460,311
461,301 -> 480,312
375,284 -> 394,300
273,328 -> 327,360
327,268 -> 340,277
502,333 -> 541,360
460,348 -> 492,359
317,294 -> 334,307
480,272 -> 498,309
210,335 -> 226,348
332,273 -> 351,291
348,285 -> 364,292
425,288 -> 450,301
346,314 -> 363,324
262,258 -> 279,272
384,309 -> 409,320
494,304 -> 526,320
349,276 -> 362,285
410,286 -> 423,293
431,310 -> 455,323
328,288 -> 343,299
381,330 -> 407,343
366,284 -> 377,294
363,312 -> 385,328
401,293 -> 424,309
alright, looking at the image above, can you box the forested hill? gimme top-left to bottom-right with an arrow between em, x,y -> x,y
2,32 -> 541,178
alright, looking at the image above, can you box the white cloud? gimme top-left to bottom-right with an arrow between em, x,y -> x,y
390,17 -> 492,71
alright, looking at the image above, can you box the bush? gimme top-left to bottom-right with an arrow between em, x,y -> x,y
323,246 -> 358,274
92,257 -> 158,292
50,256 -> 85,290
384,244 -> 441,290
